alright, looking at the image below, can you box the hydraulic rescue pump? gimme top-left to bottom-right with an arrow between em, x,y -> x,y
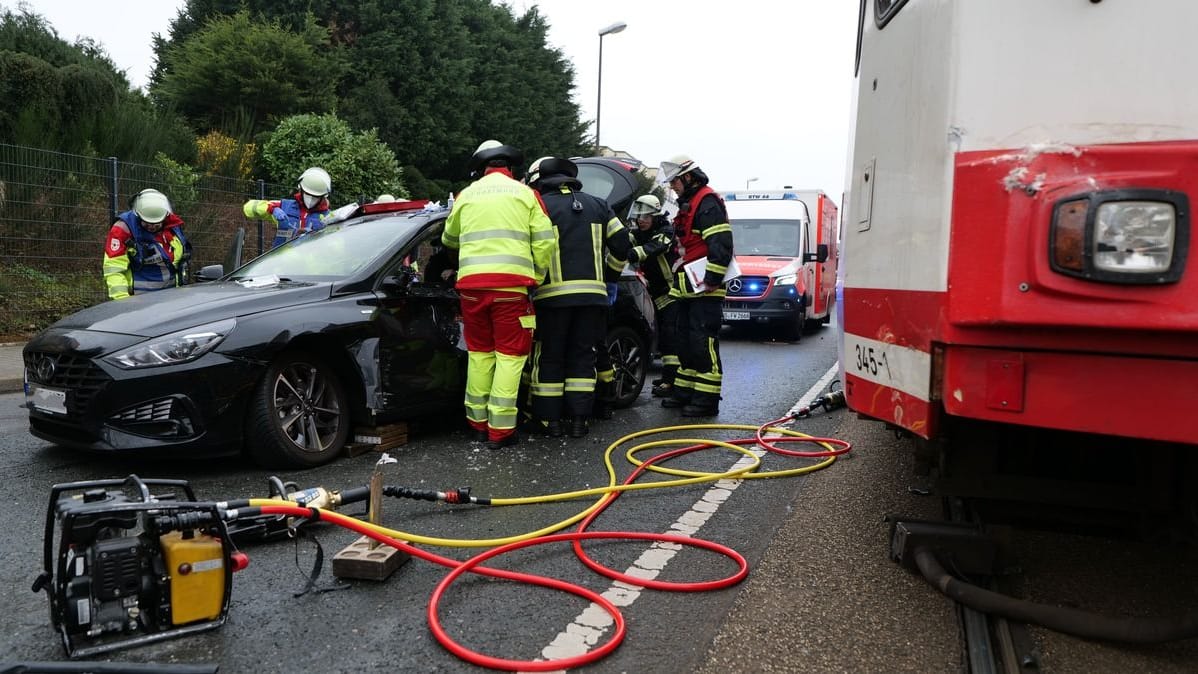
31,475 -> 247,658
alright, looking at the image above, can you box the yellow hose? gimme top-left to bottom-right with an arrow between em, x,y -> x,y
248,422 -> 838,549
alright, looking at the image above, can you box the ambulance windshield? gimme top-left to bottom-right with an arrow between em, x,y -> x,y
731,219 -> 802,256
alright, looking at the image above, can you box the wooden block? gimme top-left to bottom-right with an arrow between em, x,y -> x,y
349,422 -> 408,453
332,535 -> 410,581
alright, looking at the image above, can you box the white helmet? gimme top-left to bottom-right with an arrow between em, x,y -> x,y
628,194 -> 662,219
297,167 -> 332,197
375,194 -> 397,203
131,189 -> 171,224
658,155 -> 699,183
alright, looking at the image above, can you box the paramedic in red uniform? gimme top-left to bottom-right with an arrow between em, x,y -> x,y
659,156 -> 734,416
102,189 -> 191,300
442,140 -> 556,450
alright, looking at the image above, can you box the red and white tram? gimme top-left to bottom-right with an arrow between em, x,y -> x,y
840,0 -> 1198,452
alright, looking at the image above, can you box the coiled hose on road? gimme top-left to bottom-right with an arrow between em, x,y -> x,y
243,410 -> 851,671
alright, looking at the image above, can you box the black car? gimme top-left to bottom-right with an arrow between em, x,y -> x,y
23,159 -> 653,467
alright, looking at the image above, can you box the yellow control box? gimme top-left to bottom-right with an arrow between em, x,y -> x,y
159,531 -> 226,625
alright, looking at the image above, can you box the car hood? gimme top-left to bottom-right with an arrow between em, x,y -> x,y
735,256 -> 802,276
48,281 -> 334,338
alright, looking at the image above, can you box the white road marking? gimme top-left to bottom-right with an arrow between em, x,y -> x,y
529,362 -> 841,672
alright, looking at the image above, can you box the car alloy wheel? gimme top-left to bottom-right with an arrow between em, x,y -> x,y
247,351 -> 348,467
605,325 -> 648,408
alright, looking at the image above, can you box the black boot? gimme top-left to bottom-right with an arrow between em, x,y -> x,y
486,433 -> 519,450
542,420 -> 564,437
568,416 -> 589,438
661,396 -> 688,409
472,429 -> 488,443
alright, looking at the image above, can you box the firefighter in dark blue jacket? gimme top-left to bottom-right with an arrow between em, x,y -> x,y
626,194 -> 682,397
526,157 -> 630,438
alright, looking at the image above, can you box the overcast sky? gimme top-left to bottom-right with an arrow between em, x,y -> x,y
25,0 -> 858,199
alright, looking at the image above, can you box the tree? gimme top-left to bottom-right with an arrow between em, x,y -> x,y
261,113 -> 406,201
0,6 -> 193,161
152,0 -> 590,186
152,10 -> 343,135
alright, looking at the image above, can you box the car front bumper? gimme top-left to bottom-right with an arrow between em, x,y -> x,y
24,350 -> 263,456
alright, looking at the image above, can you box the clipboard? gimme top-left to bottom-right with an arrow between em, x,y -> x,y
682,257 -> 741,292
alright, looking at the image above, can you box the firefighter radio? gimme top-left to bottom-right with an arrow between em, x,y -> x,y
31,475 -> 246,658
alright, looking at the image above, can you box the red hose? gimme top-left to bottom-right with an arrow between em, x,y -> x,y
258,414 -> 848,670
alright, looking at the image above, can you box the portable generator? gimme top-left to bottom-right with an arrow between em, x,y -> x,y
32,475 -> 246,658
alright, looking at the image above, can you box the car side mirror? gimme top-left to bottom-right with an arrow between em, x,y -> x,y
196,264 -> 224,282
803,243 -> 829,264
381,272 -> 414,294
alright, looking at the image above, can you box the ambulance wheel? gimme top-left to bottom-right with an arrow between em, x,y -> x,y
780,305 -> 806,342
246,351 -> 349,468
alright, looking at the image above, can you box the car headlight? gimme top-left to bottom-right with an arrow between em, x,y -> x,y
104,319 -> 236,369
1050,190 -> 1189,284
773,274 -> 797,287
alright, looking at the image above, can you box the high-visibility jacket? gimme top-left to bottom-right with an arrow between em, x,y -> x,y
102,211 -> 190,300
442,169 -> 555,291
532,178 -> 630,308
670,184 -> 734,298
243,194 -> 330,248
629,214 -> 678,308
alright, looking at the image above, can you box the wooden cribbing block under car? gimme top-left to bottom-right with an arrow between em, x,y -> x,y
345,422 -> 408,457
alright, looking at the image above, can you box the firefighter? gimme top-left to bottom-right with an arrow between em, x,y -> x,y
102,189 -> 191,300
526,157 -> 630,438
659,155 -> 734,416
243,167 -> 333,248
442,140 -> 555,449
625,194 -> 682,397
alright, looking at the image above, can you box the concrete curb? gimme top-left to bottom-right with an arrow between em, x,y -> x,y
0,377 -> 24,394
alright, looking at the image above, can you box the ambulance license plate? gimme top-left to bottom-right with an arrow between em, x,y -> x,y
723,311 -> 750,321
28,384 -> 67,415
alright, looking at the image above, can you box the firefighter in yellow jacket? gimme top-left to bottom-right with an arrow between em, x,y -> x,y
442,140 -> 555,449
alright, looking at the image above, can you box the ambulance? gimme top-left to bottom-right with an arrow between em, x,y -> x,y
721,190 -> 838,340
841,0 -> 1198,450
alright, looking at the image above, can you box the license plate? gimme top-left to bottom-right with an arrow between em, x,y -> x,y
723,311 -> 751,321
28,384 -> 67,415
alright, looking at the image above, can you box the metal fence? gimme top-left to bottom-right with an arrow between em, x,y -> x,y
0,143 -> 289,337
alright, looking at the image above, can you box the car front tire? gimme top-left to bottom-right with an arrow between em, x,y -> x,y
247,351 -> 349,468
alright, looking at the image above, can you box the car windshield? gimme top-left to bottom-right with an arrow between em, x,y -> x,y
232,216 -> 420,281
731,219 -> 802,256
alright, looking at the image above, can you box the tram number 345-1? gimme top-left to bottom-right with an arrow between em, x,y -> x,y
854,344 -> 892,380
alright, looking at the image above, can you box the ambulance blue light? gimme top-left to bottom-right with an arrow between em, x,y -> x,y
748,282 -> 761,292
781,192 -> 799,200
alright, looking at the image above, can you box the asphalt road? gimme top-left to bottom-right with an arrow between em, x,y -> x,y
3,325 -> 1196,673
0,325 -> 848,672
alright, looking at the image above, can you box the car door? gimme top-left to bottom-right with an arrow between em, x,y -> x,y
372,219 -> 466,415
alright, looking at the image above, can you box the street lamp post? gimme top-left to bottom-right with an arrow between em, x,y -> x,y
746,177 -> 759,190
596,21 -> 627,155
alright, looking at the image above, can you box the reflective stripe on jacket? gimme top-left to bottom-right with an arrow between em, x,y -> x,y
533,181 -> 630,308
629,214 -> 677,301
244,194 -> 330,248
443,170 -> 555,290
671,184 -> 733,298
102,211 -> 188,299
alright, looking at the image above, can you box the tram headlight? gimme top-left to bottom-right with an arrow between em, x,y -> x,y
1093,201 -> 1175,274
1049,191 -> 1188,284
